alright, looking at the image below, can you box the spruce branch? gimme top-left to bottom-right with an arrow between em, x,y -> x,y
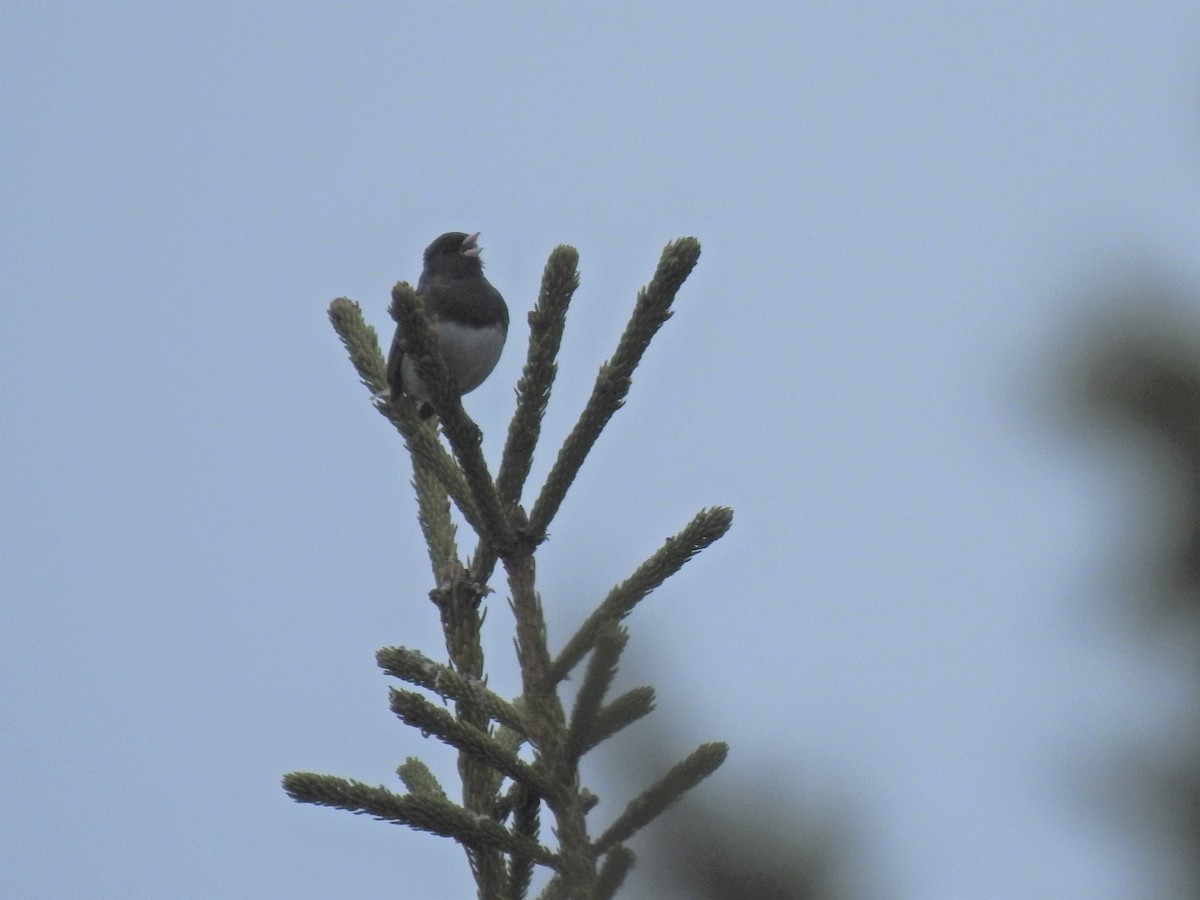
386,282 -> 459,419
551,506 -> 733,684
390,282 -> 517,556
496,716 -> 528,754
281,773 -> 556,865
594,845 -> 636,900
413,469 -> 457,580
429,560 -> 490,680
584,686 -> 656,754
424,557 -> 503,893
507,783 -> 543,899
594,741 -> 729,853
529,237 -> 701,535
404,420 -> 484,537
388,689 -> 551,798
472,245 -> 580,584
328,297 -> 483,533
397,757 -> 448,800
377,646 -> 527,735
497,245 -> 580,507
328,297 -> 388,390
566,624 -> 628,761
506,558 -> 563,752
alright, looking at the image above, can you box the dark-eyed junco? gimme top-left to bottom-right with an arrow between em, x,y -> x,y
387,231 -> 509,417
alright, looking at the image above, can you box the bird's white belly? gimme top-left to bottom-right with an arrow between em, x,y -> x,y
401,321 -> 506,401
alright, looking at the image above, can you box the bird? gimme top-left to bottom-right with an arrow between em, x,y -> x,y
386,231 -> 509,418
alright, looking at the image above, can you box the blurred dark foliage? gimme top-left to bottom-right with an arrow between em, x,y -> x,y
1080,306 -> 1200,620
1071,277 -> 1200,896
635,787 -> 855,900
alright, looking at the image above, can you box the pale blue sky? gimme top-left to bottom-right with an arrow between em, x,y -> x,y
3,3 -> 1198,898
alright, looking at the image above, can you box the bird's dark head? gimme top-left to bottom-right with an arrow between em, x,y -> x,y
423,231 -> 484,276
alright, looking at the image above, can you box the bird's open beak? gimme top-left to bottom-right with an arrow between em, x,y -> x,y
461,232 -> 481,258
